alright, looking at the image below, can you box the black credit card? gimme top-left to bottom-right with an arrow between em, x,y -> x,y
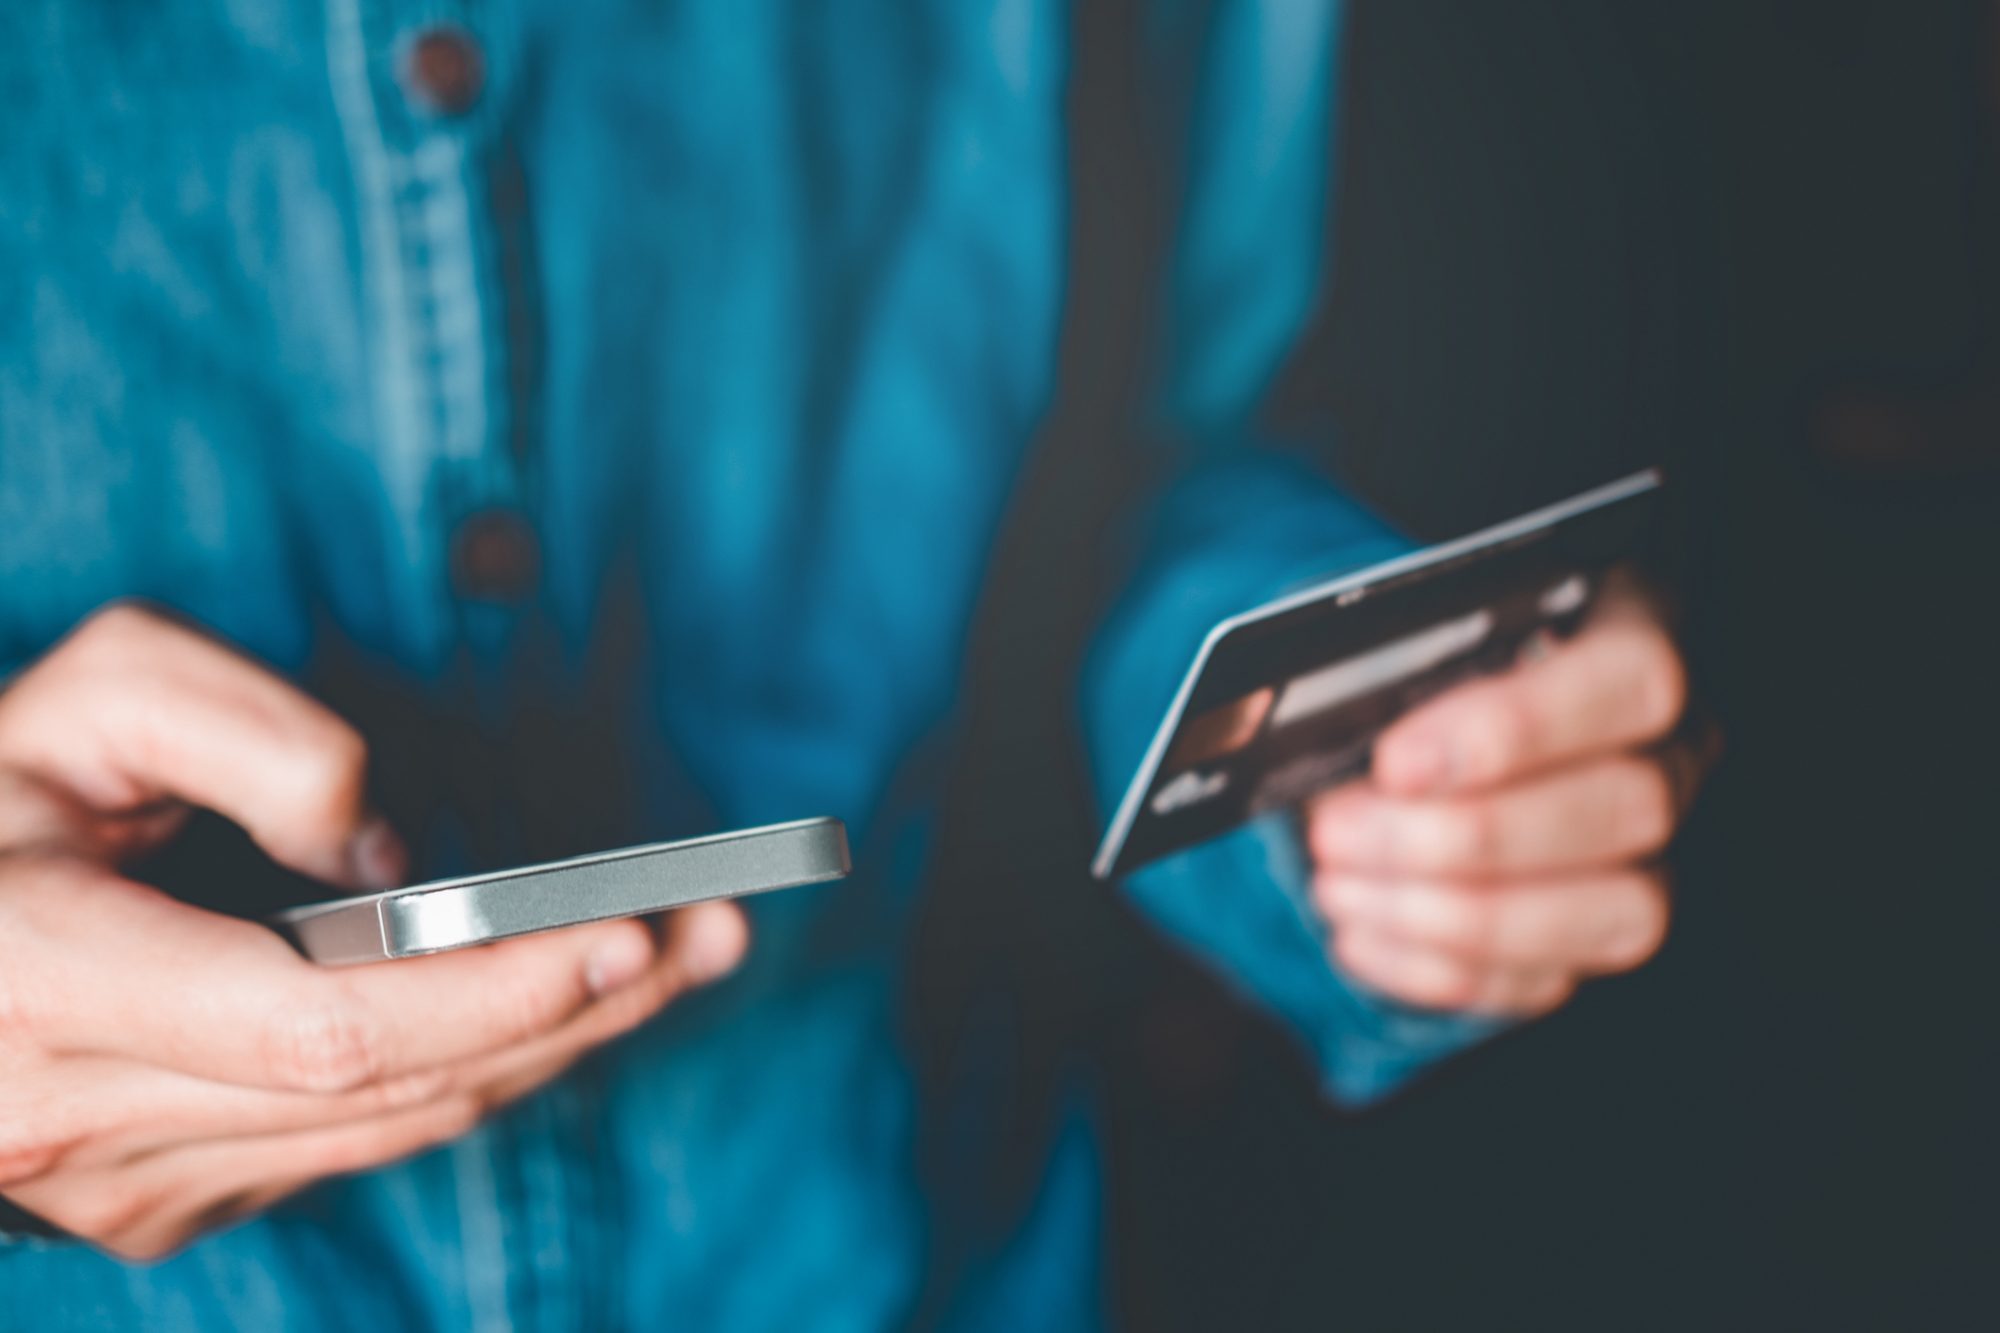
1091,470 -> 1662,879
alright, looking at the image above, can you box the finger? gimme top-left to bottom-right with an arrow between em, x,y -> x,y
1307,755 -> 1677,877
23,901 -> 749,1173
272,902 -> 748,1125
0,903 -> 749,1261
0,768 -> 188,863
1332,925 -> 1575,1017
448,900 -> 751,1104
15,1093 -> 486,1262
1372,579 -> 1686,796
0,768 -> 99,852
0,1057 -> 460,1181
20,858 -> 705,1092
0,604 -> 403,888
314,900 -> 749,1096
1316,868 -> 1669,974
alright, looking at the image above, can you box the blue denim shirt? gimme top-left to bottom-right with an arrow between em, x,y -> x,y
0,2 -> 1488,1327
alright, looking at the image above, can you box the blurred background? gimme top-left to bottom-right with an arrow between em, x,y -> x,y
916,2 -> 1996,1328
19,1 -> 1991,1325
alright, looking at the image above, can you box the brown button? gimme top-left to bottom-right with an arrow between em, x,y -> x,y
449,509 -> 540,602
405,27 -> 485,116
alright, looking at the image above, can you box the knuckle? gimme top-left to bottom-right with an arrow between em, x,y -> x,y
265,996 -> 381,1093
78,601 -> 161,650
64,603 -> 177,678
1420,889 -> 1493,954
1440,802 -> 1499,871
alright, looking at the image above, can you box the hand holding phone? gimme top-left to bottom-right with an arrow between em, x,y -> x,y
0,605 -> 751,1258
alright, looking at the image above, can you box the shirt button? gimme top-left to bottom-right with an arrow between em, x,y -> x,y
404,27 -> 485,116
449,509 -> 540,602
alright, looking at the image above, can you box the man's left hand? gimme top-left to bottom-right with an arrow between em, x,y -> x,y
1307,572 -> 1709,1017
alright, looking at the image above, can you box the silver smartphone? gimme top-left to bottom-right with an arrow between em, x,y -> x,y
269,817 -> 850,965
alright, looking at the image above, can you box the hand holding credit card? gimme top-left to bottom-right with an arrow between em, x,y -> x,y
1094,471 -> 1663,878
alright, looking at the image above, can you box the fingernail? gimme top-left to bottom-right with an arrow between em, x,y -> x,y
586,928 -> 657,997
345,816 -> 408,891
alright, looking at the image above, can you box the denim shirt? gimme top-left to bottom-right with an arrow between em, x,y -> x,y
0,2 -> 1487,1328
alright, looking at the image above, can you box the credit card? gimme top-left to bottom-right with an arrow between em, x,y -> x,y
1091,470 -> 1662,879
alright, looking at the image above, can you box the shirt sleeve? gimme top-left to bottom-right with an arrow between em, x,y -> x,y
1080,0 -> 1499,1104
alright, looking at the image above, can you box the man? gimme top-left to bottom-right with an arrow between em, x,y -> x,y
0,2 -> 1694,1327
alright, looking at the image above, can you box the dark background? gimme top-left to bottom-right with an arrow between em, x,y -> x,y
916,3 -> 1997,1328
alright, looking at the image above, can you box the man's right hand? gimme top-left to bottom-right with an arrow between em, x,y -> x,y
0,605 -> 748,1261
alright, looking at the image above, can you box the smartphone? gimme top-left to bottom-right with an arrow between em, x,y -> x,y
269,817 -> 850,965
